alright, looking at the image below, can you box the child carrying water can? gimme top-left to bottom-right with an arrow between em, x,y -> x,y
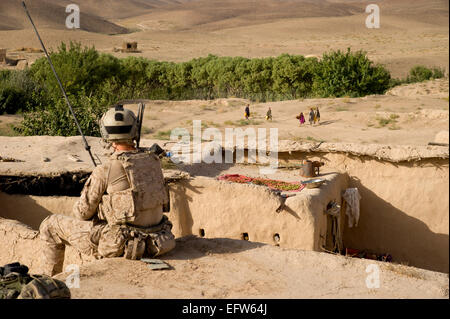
266,107 -> 272,121
244,104 -> 250,120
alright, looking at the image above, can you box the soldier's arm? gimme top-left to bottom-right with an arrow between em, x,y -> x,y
72,165 -> 108,220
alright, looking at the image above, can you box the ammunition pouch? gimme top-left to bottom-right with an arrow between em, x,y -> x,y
122,215 -> 175,260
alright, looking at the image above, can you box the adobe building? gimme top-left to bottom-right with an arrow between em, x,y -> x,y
122,42 -> 138,53
0,136 -> 448,274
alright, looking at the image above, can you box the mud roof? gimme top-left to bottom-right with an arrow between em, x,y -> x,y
0,136 -> 448,177
275,140 -> 449,163
0,136 -> 189,180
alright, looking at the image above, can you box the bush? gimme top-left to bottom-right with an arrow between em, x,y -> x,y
313,48 -> 391,97
29,42 -> 121,99
272,54 -> 317,99
15,95 -> 108,136
406,65 -> 446,83
0,70 -> 39,115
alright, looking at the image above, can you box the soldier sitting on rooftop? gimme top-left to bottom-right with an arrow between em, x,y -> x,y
39,106 -> 176,276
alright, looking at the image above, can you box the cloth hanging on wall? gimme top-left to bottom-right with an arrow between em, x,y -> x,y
342,188 -> 362,228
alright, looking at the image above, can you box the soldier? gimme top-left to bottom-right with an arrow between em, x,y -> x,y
39,105 -> 175,276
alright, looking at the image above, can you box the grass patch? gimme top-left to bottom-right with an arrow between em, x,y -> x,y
335,106 -> 349,112
388,123 -> 401,130
200,105 -> 215,111
389,114 -> 400,120
377,118 -> 392,127
291,135 -> 324,143
224,119 -> 262,126
153,130 -> 172,140
141,126 -> 153,135
342,97 -> 351,103
0,123 -> 20,137
205,121 -> 221,128
238,119 -> 262,126
184,120 -> 220,128
160,157 -> 178,169
228,100 -> 246,107
383,263 -> 426,280
376,114 -> 399,128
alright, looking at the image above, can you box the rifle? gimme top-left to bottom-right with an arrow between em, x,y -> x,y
136,103 -> 146,149
22,1 -> 97,167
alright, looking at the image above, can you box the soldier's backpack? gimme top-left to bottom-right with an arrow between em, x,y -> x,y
0,262 -> 71,299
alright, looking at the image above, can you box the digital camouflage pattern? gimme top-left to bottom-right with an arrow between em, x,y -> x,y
1,263 -> 70,299
18,275 -> 71,299
39,149 -> 175,276
98,151 -> 168,225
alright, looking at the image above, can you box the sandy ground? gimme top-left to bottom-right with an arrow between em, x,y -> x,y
135,79 -> 449,147
6,78 -> 449,144
120,79 -> 449,147
53,236 -> 449,299
2,79 -> 448,147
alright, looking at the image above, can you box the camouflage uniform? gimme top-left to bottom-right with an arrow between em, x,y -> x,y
39,150 -> 171,276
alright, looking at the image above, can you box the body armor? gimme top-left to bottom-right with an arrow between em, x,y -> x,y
98,151 -> 168,226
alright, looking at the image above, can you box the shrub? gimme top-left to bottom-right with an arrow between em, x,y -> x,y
15,95 -> 108,137
0,70 -> 38,115
313,48 -> 391,97
406,65 -> 446,83
29,42 -> 121,100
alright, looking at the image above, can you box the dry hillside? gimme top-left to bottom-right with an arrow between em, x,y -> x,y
0,0 -> 447,77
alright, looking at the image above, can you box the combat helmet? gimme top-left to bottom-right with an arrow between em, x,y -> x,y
100,105 -> 138,143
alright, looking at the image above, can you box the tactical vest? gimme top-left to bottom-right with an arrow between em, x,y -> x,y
98,151 -> 168,225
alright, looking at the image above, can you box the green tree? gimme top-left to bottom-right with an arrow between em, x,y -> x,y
313,48 -> 391,97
